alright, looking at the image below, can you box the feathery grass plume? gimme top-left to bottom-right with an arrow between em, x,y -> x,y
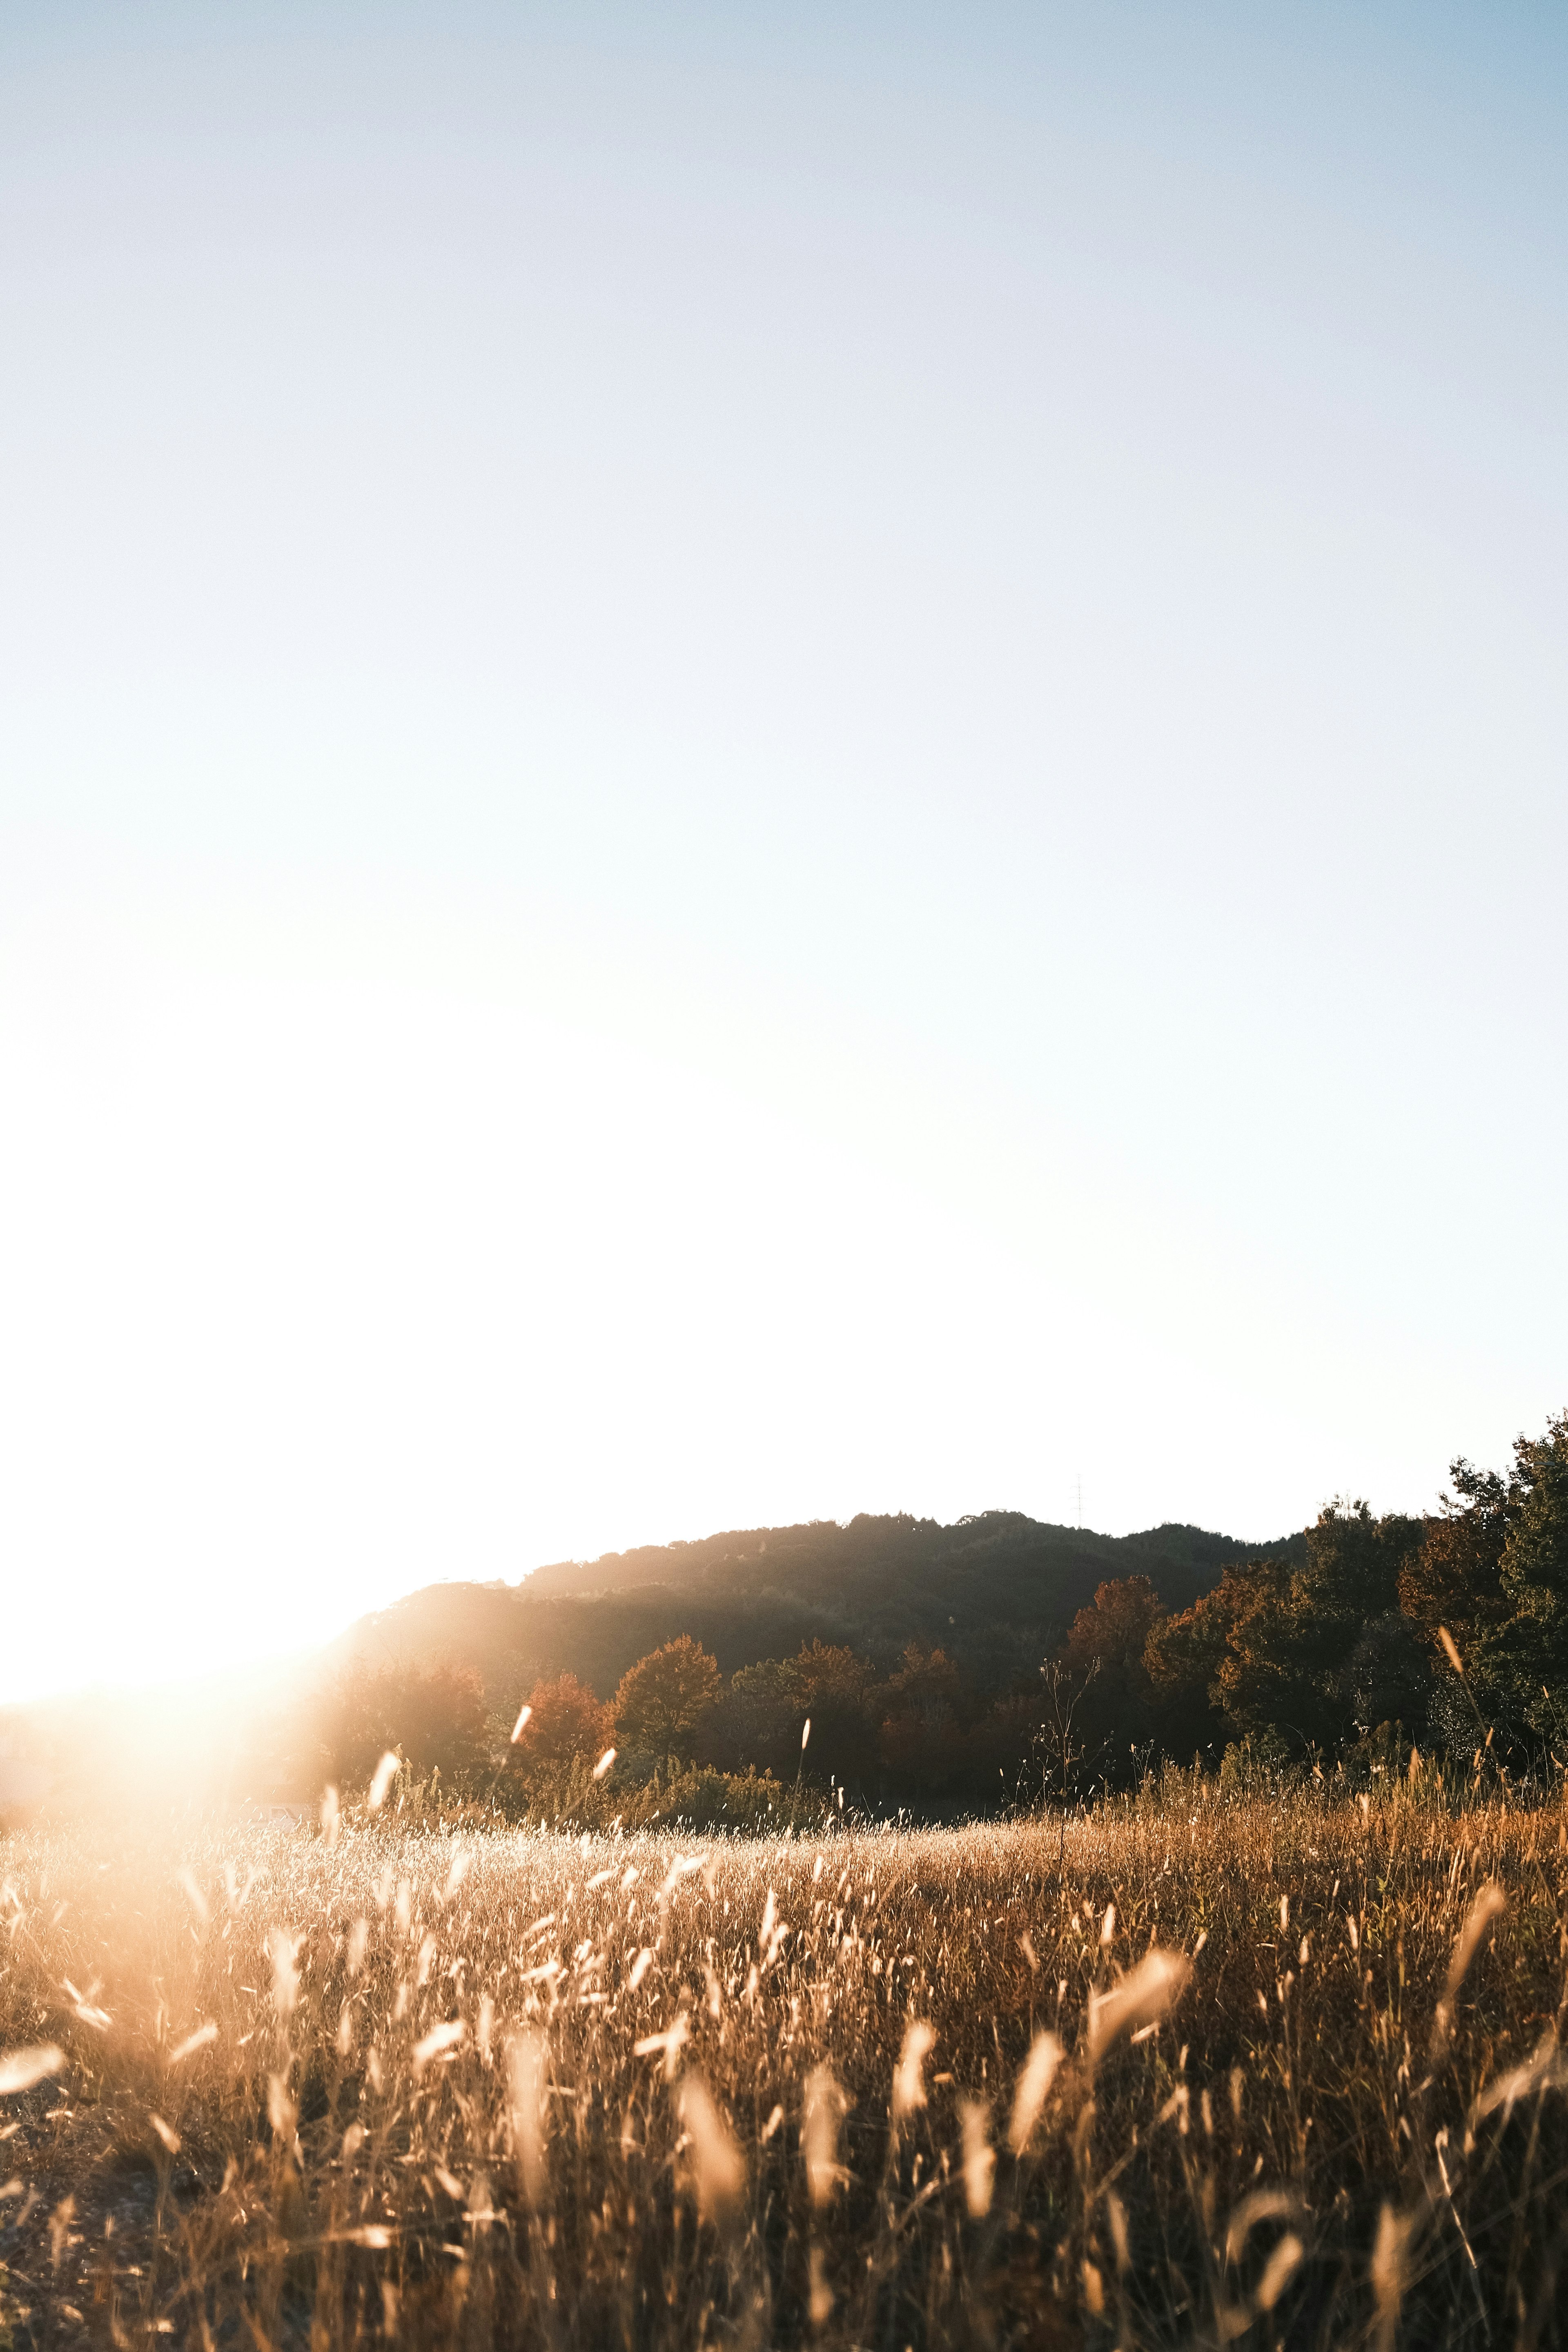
510,1704 -> 532,1742
960,2098 -> 994,2217
1225,2189 -> 1303,2266
320,1785 -> 340,1848
49,2195 -> 76,2273
804,2065 -> 848,2207
1009,2029 -> 1065,2153
1471,2029 -> 1568,2121
892,2019 -> 935,2120
1087,1948 -> 1190,2061
367,1751 -> 400,1809
1105,2187 -> 1129,2273
1438,1624 -> 1464,1675
413,2020 -> 466,2071
267,2075 -> 297,2144
1370,2203 -> 1414,2352
592,1746 -> 616,1779
441,1847 -> 469,1903
1431,1880 -> 1507,2055
801,1717 -> 811,1751
345,1918 -> 369,1977
639,2014 -> 691,2080
506,2030 -> 548,2207
17,1790 -> 1568,2343
808,2245 -> 833,2326
267,1927 -> 301,2016
678,2073 -> 745,2221
1257,2234 -> 1304,2312
627,1947 -> 654,1992
149,2113 -> 180,2155
0,2044 -> 64,2096
175,1866 -> 208,1925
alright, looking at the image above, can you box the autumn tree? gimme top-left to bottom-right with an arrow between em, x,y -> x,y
510,1672 -> 614,1778
613,1636 -> 722,1759
1065,1576 -> 1165,1679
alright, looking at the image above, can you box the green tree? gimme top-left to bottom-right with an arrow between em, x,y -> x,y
613,1636 -> 722,1759
1058,1575 -> 1167,1776
1480,1411 -> 1568,1738
790,1641 -> 879,1787
1213,1505 -> 1425,1753
1144,1570 -> 1251,1758
1398,1458 -> 1518,1659
879,1643 -> 967,1794
1209,1557 -> 1310,1742
697,1658 -> 799,1777
316,1659 -> 490,1790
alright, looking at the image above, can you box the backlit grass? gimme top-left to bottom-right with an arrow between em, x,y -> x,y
3,1778 -> 1567,2348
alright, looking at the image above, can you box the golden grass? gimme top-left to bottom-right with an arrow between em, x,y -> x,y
3,1780 -> 1568,2348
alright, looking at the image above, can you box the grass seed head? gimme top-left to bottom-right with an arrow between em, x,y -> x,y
169,2022 -> 217,2066
892,2019 -> 935,2119
506,2029 -> 548,2206
804,2065 -> 847,2207
1087,1947 -> 1190,2062
960,2098 -> 994,2217
1370,2202 -> 1414,2352
1008,2029 -> 1064,2154
678,2073 -> 744,2221
0,2043 -> 64,2096
267,1927 -> 300,2016
1432,1880 -> 1507,2054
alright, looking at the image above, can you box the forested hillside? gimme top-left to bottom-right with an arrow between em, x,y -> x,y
9,1419 -> 1565,1827
333,1510 -> 1303,1706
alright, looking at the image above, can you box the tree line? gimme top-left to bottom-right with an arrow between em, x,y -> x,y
309,1410 -> 1568,1817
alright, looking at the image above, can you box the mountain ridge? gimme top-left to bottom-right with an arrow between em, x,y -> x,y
332,1509 -> 1307,1706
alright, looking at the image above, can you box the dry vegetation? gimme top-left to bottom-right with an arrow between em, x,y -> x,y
4,1777 -> 1568,2350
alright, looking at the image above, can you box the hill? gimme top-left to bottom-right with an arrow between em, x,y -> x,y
331,1510 -> 1305,1709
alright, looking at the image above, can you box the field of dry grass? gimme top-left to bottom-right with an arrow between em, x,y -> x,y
3,1780 -> 1567,2350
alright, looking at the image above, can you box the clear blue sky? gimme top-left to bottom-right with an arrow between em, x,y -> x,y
2,2 -> 1564,1697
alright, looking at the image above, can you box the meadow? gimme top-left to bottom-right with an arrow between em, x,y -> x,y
2,1778 -> 1566,2351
